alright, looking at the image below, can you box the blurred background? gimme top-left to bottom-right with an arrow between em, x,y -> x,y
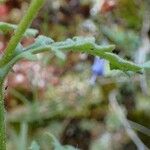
0,0 -> 150,149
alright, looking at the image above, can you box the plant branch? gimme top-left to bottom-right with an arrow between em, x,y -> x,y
0,0 -> 45,67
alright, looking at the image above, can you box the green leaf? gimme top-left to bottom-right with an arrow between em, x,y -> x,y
26,35 -> 66,60
73,36 -> 96,44
29,141 -> 40,150
6,36 -> 145,74
54,37 -> 142,72
26,35 -> 54,50
52,37 -> 141,72
101,52 -> 142,72
37,36 -> 142,72
52,36 -> 96,50
0,22 -> 38,37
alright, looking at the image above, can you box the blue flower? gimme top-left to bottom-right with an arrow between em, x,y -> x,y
92,57 -> 105,76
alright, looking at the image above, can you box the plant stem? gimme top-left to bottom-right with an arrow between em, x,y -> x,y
0,0 -> 45,67
0,1 -> 46,149
0,81 -> 6,150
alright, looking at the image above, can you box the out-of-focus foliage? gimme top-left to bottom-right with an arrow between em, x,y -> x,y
115,0 -> 143,29
102,25 -> 140,56
0,0 -> 150,149
47,133 -> 78,150
29,141 -> 40,150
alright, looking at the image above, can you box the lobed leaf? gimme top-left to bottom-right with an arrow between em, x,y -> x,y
26,35 -> 54,50
50,37 -> 142,72
3,36 -> 147,75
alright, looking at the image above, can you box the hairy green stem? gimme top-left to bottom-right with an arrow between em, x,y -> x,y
0,81 -> 6,150
0,0 -> 45,149
0,0 -> 45,67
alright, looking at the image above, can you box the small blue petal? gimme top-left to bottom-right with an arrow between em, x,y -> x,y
92,57 -> 105,76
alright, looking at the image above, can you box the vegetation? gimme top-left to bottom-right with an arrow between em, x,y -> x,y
0,0 -> 150,150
